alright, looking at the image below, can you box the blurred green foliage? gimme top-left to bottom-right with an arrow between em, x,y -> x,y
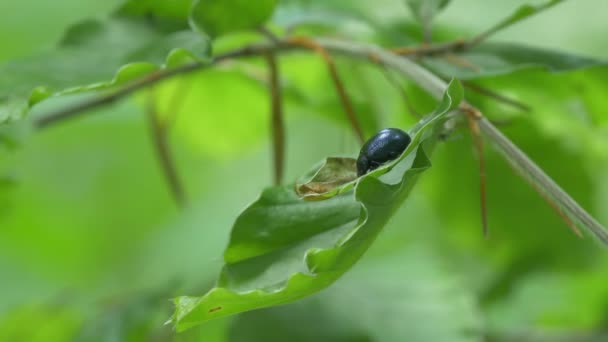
1,0 -> 607,341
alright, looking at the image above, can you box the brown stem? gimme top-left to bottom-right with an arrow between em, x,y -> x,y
526,168 -> 583,238
286,36 -> 366,145
163,79 -> 191,130
29,35 -> 608,244
34,38 -> 454,129
379,67 -> 421,119
34,24 -> 517,130
392,11 -> 530,58
391,39 -> 467,56
145,90 -> 187,208
463,81 -> 531,112
463,105 -> 583,239
442,54 -> 481,72
258,26 -> 282,44
34,44 -> 285,129
466,112 -> 489,237
264,52 -> 285,185
422,18 -> 433,44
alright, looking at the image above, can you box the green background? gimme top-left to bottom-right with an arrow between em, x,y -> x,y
1,0 -> 607,341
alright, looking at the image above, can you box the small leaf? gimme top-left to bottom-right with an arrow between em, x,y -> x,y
424,43 -> 607,79
406,0 -> 451,23
295,157 -> 357,200
0,17 -> 210,124
189,0 -> 278,38
170,79 -> 463,331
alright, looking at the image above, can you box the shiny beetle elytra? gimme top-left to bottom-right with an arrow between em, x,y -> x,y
356,128 -> 411,176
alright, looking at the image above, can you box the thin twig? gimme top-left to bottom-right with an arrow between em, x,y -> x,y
442,54 -> 481,72
331,39 -> 607,243
465,0 -> 562,50
465,111 -> 489,237
35,44 -> 289,129
145,90 -> 187,208
523,165 -> 583,238
34,39 -> 446,129
261,26 -> 287,184
286,36 -> 366,145
422,20 -> 432,44
477,114 -> 599,241
163,79 -> 191,130
464,105 -> 600,242
264,52 -> 285,185
391,24 -> 486,56
393,4 -> 550,58
31,36 -> 608,244
416,9 -> 434,45
379,67 -> 421,119
258,26 -> 282,44
463,81 -> 531,112
391,39 -> 467,57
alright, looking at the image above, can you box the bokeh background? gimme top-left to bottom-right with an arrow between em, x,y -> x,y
1,0 -> 607,341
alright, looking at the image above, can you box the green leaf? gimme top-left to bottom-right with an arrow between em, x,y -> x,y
0,17 -> 210,124
295,157 -> 357,200
423,42 -> 607,79
170,79 -> 463,331
189,0 -> 278,38
406,0 -> 451,23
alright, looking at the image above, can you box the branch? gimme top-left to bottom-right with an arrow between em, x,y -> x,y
32,35 -> 608,244
461,104 -> 602,243
329,39 -> 607,243
145,90 -> 187,208
264,52 -> 286,185
520,162 -> 583,238
391,39 -> 467,57
476,112 -> 603,242
463,81 -> 531,112
258,26 -> 282,44
35,37 -> 453,129
163,79 -> 191,130
392,6 -> 547,58
421,17 -> 433,44
466,112 -> 489,237
389,23 -> 506,57
34,44 -> 286,129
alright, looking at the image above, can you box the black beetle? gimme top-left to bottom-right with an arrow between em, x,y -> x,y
356,128 -> 411,176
